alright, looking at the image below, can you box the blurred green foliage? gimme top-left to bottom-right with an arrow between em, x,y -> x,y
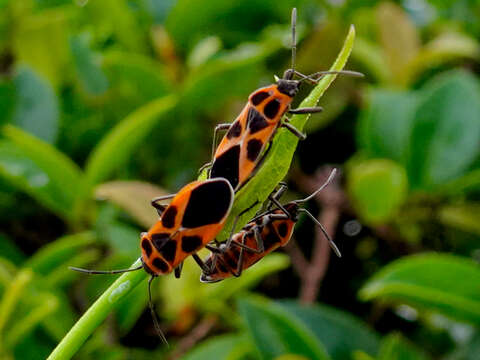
0,0 -> 480,359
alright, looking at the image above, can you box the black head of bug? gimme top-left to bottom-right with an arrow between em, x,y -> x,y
276,78 -> 300,97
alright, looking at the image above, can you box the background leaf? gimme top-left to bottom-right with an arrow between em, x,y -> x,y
12,66 -> 59,143
237,295 -> 330,360
359,254 -> 480,325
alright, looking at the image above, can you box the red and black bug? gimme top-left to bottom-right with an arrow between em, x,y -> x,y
70,177 -> 234,343
200,169 -> 340,283
204,9 -> 362,191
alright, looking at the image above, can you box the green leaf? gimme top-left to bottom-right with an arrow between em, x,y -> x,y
0,234 -> 25,264
278,301 -> 380,359
25,232 -> 96,275
217,25 -> 357,240
203,253 -> 290,304
183,334 -> 254,360
102,51 -> 172,104
408,70 -> 480,189
438,203 -> 480,236
166,0 -> 294,53
237,295 -> 330,360
378,333 -> 430,360
95,181 -> 167,228
0,126 -> 83,220
347,159 -> 408,224
12,7 -> 71,87
376,2 -> 420,85
445,332 -> 480,360
0,79 -> 16,125
359,254 -> 480,325
405,32 -> 480,86
70,34 -> 109,96
12,66 -> 59,143
84,95 -> 177,187
357,90 -> 417,163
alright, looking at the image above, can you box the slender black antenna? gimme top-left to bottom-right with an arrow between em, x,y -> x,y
299,208 -> 341,257
69,264 -> 144,275
291,8 -> 297,74
295,168 -> 337,204
148,276 -> 169,346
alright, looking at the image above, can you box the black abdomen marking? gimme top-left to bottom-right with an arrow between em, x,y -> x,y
210,145 -> 240,189
142,239 -> 152,257
263,225 -> 282,249
162,206 -> 177,228
264,99 -> 281,119
247,139 -> 263,162
152,257 -> 169,273
277,222 -> 288,238
247,107 -> 269,134
151,233 -> 170,251
226,121 -> 242,139
251,91 -> 270,105
181,235 -> 203,253
159,240 -> 177,262
182,179 -> 233,228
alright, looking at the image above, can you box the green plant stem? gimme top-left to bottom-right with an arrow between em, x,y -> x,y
47,25 -> 356,360
47,259 -> 146,360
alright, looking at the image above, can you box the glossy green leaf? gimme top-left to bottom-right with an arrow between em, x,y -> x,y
378,333 -> 430,360
0,79 -> 16,125
278,301 -> 380,359
12,66 -> 59,143
84,95 -> 177,187
357,90 -> 417,163
237,295 -> 330,360
70,34 -> 109,96
183,334 -> 254,360
408,70 -> 480,189
347,159 -> 408,224
359,254 -> 480,325
0,129 -> 83,220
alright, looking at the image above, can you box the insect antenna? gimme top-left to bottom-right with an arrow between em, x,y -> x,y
294,168 -> 342,257
148,276 -> 169,346
294,168 -> 337,204
69,263 -> 144,275
298,208 -> 341,257
291,7 -> 297,76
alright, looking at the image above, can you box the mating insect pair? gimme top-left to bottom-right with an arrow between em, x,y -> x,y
70,7 -> 359,345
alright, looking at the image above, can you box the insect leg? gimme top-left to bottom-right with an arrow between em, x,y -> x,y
192,253 -> 211,273
199,123 -> 231,173
151,194 -> 176,216
174,262 -> 183,278
224,201 -> 259,249
282,122 -> 306,140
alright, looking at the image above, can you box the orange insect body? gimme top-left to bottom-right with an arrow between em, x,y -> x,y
140,178 -> 234,276
201,203 -> 298,283
209,82 -> 298,191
